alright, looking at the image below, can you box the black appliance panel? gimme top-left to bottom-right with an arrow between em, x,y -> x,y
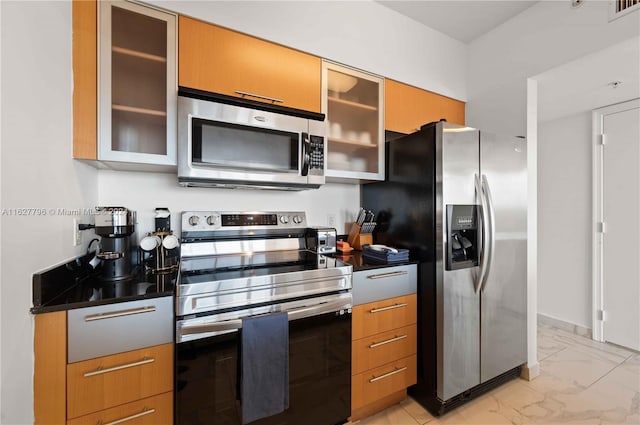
445,205 -> 479,271
175,311 -> 351,425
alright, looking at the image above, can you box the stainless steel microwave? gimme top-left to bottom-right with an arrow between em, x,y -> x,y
178,92 -> 326,190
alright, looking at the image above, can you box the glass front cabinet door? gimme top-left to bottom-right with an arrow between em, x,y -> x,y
322,61 -> 384,182
99,1 -> 177,167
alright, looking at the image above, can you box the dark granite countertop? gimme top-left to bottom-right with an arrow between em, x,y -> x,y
330,250 -> 416,272
31,253 -> 176,314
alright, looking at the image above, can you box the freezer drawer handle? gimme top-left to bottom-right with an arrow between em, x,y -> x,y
235,90 -> 283,104
366,270 -> 408,280
369,366 -> 408,383
369,303 -> 408,313
84,306 -> 156,322
98,407 -> 156,425
369,334 -> 407,348
83,357 -> 155,378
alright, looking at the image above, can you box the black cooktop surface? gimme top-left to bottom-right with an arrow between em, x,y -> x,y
31,253 -> 176,314
179,249 -> 346,284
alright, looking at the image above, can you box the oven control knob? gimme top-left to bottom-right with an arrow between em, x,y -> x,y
206,215 -> 216,226
188,215 -> 200,226
280,215 -> 289,224
293,215 -> 303,224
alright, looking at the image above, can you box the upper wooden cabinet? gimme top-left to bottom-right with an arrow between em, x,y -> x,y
72,0 -> 177,168
385,80 -> 465,134
322,61 -> 385,182
178,16 -> 322,113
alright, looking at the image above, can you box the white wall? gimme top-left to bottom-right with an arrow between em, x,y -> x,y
467,0 -> 640,135
0,1 -> 99,423
538,112 -> 592,329
98,171 -> 360,236
149,0 -> 468,101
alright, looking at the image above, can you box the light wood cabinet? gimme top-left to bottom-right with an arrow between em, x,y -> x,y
178,16 -> 321,113
385,79 -> 465,134
67,343 -> 173,419
34,312 -> 67,425
352,354 -> 417,412
67,390 -> 173,425
72,0 -> 177,168
33,308 -> 174,424
352,293 -> 417,340
351,293 -> 417,421
322,61 -> 385,182
72,0 -> 97,160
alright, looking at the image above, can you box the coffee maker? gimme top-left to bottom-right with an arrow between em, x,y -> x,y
94,206 -> 136,281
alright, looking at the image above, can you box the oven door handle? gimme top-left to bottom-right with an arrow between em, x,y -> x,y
179,297 -> 352,337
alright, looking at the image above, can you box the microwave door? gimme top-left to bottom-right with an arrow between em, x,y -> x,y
193,118 -> 304,176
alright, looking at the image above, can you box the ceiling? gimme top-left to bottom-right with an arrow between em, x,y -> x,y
377,0 -> 538,44
536,36 -> 640,122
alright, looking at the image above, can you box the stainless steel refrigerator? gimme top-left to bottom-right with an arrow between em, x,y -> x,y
362,121 -> 527,415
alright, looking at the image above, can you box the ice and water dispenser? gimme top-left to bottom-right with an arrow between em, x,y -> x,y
445,205 -> 479,270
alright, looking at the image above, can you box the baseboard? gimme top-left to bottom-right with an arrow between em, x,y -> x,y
538,313 -> 592,339
520,362 -> 540,381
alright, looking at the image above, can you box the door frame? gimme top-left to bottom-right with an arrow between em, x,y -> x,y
591,98 -> 640,342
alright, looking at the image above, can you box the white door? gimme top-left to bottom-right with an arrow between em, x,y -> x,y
601,102 -> 640,351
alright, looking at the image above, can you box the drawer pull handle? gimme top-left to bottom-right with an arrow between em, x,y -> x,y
369,366 -> 408,383
366,271 -> 408,280
235,90 -> 283,104
84,357 -> 155,377
85,306 -> 156,322
369,334 -> 408,348
98,407 -> 155,425
369,303 -> 408,313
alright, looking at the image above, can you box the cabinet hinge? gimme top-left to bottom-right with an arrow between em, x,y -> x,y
598,134 -> 606,146
598,309 -> 607,321
598,222 -> 606,233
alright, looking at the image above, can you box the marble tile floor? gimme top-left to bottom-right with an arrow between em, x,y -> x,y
350,323 -> 639,425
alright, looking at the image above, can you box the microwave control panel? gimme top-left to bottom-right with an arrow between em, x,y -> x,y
309,135 -> 325,174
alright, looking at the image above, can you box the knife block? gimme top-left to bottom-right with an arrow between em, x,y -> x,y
353,233 -> 372,250
347,223 -> 373,250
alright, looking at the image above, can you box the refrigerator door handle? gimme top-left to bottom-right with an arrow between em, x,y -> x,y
480,174 -> 496,292
475,174 -> 488,293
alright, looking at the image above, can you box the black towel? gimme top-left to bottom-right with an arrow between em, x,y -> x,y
241,312 -> 289,424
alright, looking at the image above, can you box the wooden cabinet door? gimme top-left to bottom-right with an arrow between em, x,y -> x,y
34,312 -> 67,425
178,16 -> 321,113
351,354 -> 417,411
385,79 -> 465,133
67,343 -> 173,419
67,392 -> 173,425
72,0 -> 97,160
352,324 -> 417,375
352,294 -> 417,340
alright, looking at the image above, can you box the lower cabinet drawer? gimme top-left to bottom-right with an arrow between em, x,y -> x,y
352,294 -> 417,340
67,391 -> 173,425
352,324 -> 417,375
352,354 -> 417,410
67,343 -> 173,419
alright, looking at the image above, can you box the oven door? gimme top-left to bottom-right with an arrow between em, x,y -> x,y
175,294 -> 352,425
178,96 -> 317,189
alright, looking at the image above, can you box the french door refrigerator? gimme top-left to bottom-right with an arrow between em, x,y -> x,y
362,121 -> 527,416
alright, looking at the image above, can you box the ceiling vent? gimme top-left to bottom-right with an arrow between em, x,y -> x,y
609,0 -> 640,21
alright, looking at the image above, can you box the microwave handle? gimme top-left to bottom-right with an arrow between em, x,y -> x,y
301,133 -> 310,177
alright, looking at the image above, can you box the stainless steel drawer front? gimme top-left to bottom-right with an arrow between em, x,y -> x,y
67,297 -> 173,363
352,264 -> 417,305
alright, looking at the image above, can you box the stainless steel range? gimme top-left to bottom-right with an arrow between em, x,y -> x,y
175,211 -> 353,425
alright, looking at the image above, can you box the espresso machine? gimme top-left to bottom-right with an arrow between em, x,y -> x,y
94,206 -> 137,281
